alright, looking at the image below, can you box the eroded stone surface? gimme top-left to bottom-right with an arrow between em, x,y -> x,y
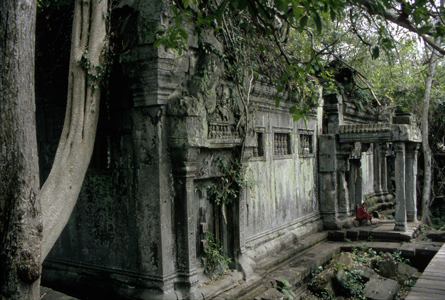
364,275 -> 399,300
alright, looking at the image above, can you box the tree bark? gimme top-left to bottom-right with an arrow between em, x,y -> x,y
421,42 -> 440,225
40,0 -> 108,261
0,0 -> 42,298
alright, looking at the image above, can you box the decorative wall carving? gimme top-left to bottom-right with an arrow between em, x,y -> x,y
349,142 -> 362,159
189,54 -> 244,143
196,150 -> 232,179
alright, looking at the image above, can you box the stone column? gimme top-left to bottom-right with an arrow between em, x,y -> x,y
348,162 -> 357,214
337,170 -> 350,219
318,135 -> 342,229
337,142 -> 353,227
355,163 -> 363,209
348,160 -> 363,214
171,147 -> 199,298
373,143 -> 382,200
133,106 -> 176,296
394,142 -> 407,231
380,143 -> 389,197
406,143 -> 420,222
233,149 -> 254,279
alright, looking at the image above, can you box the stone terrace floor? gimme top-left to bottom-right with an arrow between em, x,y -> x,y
328,219 -> 421,243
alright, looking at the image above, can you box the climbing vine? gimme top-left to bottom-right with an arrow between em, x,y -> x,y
78,49 -> 108,96
206,155 -> 254,206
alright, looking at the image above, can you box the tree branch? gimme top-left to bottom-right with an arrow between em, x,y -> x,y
353,0 -> 445,55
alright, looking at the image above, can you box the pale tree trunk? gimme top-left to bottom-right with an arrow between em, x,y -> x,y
40,0 -> 108,261
421,41 -> 440,225
0,0 -> 41,298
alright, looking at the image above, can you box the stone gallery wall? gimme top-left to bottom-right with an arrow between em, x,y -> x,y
36,1 -> 367,298
244,94 -> 323,252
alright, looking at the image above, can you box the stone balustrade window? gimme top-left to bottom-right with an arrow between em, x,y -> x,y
208,123 -> 240,140
299,130 -> 313,156
274,133 -> 291,156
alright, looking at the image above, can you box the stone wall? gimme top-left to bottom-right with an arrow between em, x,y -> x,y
244,101 -> 322,251
35,1 -> 400,299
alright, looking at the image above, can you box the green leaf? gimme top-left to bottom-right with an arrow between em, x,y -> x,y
276,84 -> 284,93
381,37 -> 393,49
204,14 -> 215,23
196,12 -> 203,26
293,113 -> 301,121
183,0 -> 189,9
330,8 -> 336,21
413,11 -> 422,24
153,39 -> 163,47
230,0 -> 238,10
289,106 -> 298,114
298,16 -> 308,33
178,28 -> 188,40
418,25 -> 433,34
276,0 -> 287,12
281,74 -> 289,82
436,23 -> 445,37
216,0 -> 229,25
312,12 -> 322,33
238,0 -> 248,10
372,46 -> 379,59
291,0 -> 302,20
275,95 -> 281,106
379,25 -> 389,37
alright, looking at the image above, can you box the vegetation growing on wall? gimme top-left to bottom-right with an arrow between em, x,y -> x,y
202,233 -> 232,280
206,155 -> 253,206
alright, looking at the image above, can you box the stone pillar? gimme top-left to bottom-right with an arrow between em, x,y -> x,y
380,143 -> 389,196
132,106 -> 177,296
233,150 -> 254,279
337,142 -> 353,227
356,163 -> 363,209
318,135 -> 342,229
394,142 -> 407,231
373,143 -> 382,200
348,160 -> 363,215
406,143 -> 420,222
348,162 -> 356,214
171,147 -> 199,298
337,169 -> 350,219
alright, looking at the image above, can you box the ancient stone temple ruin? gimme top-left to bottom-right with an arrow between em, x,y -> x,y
36,1 -> 422,299
319,94 -> 421,231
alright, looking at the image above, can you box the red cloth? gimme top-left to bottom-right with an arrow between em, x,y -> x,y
356,206 -> 371,221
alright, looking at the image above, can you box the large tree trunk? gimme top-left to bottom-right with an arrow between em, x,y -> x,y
40,0 -> 108,261
420,43 -> 440,225
0,0 -> 41,298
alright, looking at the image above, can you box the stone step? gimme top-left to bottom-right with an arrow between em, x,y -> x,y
254,232 -> 328,272
213,240 -> 343,299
